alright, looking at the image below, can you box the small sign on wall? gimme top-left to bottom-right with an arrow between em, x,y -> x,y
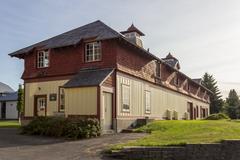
49,94 -> 57,101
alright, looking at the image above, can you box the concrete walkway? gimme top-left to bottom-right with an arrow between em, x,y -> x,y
0,128 -> 145,160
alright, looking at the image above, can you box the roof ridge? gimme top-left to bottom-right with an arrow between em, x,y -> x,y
9,20 -> 121,57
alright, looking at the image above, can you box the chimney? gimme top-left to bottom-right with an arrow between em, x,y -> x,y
121,24 -> 145,48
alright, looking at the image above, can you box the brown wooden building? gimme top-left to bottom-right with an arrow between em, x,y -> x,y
10,20 -> 211,132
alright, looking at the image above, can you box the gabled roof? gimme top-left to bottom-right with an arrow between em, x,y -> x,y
0,92 -> 18,102
162,53 -> 180,70
0,82 -> 14,93
9,20 -> 121,58
192,78 -> 202,85
9,20 -> 212,94
120,24 -> 145,36
63,68 -> 114,88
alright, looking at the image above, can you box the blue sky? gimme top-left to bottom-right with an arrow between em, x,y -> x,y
1,0 -> 240,97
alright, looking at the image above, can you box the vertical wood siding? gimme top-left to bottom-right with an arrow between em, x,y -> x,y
65,87 -> 97,116
24,80 -> 68,117
116,72 -> 209,119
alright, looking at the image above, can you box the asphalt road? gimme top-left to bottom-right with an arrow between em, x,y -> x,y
0,128 -> 145,160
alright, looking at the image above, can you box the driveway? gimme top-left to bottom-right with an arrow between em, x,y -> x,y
0,128 -> 145,160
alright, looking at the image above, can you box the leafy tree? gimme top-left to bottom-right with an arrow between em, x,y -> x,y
17,84 -> 24,121
202,73 -> 223,114
225,89 -> 240,119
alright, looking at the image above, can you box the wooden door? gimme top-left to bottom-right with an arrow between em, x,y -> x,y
34,95 -> 47,116
102,92 -> 113,131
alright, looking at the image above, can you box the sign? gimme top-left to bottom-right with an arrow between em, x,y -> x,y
49,94 -> 57,101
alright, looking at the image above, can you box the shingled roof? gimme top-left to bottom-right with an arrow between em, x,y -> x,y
192,78 -> 202,85
120,24 -> 145,36
8,20 -> 212,94
63,68 -> 114,88
162,53 -> 180,70
9,20 -> 121,58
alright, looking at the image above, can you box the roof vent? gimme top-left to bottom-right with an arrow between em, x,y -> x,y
121,24 -> 145,48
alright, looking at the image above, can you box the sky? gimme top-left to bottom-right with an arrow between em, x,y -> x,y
1,0 -> 240,98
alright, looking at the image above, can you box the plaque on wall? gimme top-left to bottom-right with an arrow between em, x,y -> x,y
49,94 -> 57,101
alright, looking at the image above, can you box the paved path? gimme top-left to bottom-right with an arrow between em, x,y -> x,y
0,128 -> 145,160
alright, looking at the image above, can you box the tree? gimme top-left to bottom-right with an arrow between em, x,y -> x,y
202,73 -> 223,114
17,84 -> 24,122
225,89 -> 240,119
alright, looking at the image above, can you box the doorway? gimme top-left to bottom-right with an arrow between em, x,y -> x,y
102,92 -> 113,131
1,102 -> 6,119
34,95 -> 47,116
187,102 -> 194,120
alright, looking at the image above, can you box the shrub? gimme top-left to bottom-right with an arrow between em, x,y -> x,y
205,113 -> 230,120
21,116 -> 101,139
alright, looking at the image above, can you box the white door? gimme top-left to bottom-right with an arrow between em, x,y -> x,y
102,92 -> 112,131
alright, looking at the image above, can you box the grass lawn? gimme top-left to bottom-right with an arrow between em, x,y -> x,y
0,120 -> 20,128
113,120 -> 240,149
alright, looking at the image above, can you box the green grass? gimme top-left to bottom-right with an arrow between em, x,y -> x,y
0,120 -> 20,128
113,120 -> 240,149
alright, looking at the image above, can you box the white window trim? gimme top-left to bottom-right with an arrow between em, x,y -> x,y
37,50 -> 49,68
85,41 -> 102,62
121,84 -> 130,112
145,90 -> 151,114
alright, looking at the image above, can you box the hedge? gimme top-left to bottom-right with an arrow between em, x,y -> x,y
205,113 -> 230,120
21,116 -> 101,139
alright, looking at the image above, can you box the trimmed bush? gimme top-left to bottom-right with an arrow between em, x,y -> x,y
205,113 -> 230,120
21,117 -> 101,139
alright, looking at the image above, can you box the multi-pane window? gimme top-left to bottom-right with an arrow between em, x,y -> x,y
37,97 -> 46,111
122,84 -> 130,112
59,88 -> 65,112
37,50 -> 49,68
145,91 -> 151,114
85,41 -> 101,62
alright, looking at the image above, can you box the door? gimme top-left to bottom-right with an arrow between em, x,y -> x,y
102,92 -> 113,131
1,102 -> 6,119
187,102 -> 194,120
34,95 -> 47,116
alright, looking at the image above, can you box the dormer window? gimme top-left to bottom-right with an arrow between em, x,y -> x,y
174,76 -> 179,86
37,50 -> 49,68
85,41 -> 101,62
187,83 -> 191,91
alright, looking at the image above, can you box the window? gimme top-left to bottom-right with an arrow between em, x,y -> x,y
37,97 -> 46,111
156,62 -> 161,78
187,83 -> 190,91
122,84 -> 130,112
59,88 -> 65,112
85,41 -> 101,62
37,50 -> 49,68
174,76 -> 179,86
145,91 -> 151,114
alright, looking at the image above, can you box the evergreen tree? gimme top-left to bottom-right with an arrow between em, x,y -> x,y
17,84 -> 24,121
225,89 -> 240,119
202,73 -> 223,114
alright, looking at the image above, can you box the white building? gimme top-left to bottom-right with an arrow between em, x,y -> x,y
0,82 -> 18,120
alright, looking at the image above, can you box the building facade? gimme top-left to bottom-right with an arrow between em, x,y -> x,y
10,21 -> 211,132
0,82 -> 18,120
